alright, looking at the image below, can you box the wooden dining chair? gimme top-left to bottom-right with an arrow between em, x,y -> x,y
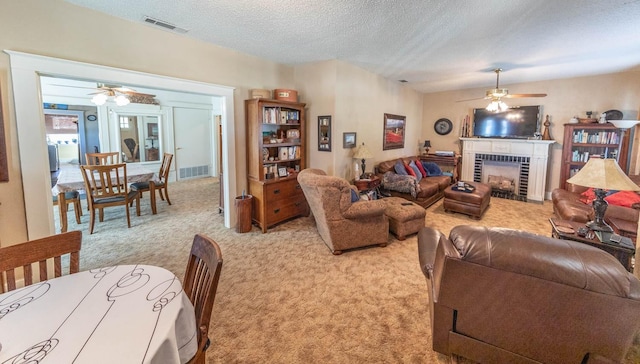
183,234 -> 223,364
53,190 -> 83,232
131,153 -> 173,214
80,163 -> 140,234
0,231 -> 82,293
85,151 -> 120,165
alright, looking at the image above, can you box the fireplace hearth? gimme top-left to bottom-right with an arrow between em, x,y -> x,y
474,154 -> 529,202
460,138 -> 554,203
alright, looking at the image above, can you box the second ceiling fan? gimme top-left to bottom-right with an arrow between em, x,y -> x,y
459,69 -> 547,112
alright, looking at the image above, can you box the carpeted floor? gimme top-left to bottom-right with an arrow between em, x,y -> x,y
55,177 -> 639,363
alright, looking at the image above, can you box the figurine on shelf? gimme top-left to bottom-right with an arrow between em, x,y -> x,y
542,115 -> 552,140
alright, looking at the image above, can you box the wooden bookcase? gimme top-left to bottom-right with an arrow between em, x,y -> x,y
560,123 -> 630,190
245,98 -> 309,232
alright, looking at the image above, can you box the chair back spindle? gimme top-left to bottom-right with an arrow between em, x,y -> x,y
0,231 -> 82,293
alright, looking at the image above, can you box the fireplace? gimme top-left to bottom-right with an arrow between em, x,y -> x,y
460,138 -> 554,203
474,154 -> 530,201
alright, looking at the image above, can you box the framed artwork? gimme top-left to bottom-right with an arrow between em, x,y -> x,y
0,88 -> 8,182
383,113 -> 406,150
278,167 -> 288,177
343,132 -> 356,148
318,115 -> 331,152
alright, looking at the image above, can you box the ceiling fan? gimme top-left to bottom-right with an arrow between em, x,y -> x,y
50,83 -> 157,106
458,69 -> 547,112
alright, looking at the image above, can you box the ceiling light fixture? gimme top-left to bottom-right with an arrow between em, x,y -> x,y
486,99 -> 508,112
90,89 -> 130,106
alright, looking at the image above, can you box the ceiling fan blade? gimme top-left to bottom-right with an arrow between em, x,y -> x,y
50,84 -> 99,90
456,96 -> 488,102
504,93 -> 547,98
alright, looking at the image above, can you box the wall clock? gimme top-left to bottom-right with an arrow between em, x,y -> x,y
434,118 -> 453,135
87,114 -> 97,121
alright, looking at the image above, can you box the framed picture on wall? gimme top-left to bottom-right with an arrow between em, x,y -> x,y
383,113 -> 406,150
318,115 -> 331,152
343,132 -> 356,148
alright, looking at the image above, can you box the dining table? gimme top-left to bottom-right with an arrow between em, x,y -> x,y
53,163 -> 161,232
0,265 -> 198,364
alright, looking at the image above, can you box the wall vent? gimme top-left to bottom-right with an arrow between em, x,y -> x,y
143,16 -> 188,34
179,165 -> 209,179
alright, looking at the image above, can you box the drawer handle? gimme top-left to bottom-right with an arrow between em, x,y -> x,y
273,189 -> 280,194
295,202 -> 301,207
295,185 -> 301,189
274,208 -> 280,214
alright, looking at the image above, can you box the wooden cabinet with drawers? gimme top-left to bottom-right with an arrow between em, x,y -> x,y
245,98 -> 309,232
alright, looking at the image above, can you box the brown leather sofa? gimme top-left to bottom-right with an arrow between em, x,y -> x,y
552,183 -> 638,240
375,157 -> 451,208
297,169 -> 389,255
418,225 -> 640,364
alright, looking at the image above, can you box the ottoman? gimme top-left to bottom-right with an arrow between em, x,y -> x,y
382,197 -> 426,240
444,182 -> 491,219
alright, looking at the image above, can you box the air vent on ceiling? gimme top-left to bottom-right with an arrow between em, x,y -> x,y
143,16 -> 188,34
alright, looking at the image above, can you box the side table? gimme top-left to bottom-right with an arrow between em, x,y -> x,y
549,218 -> 635,272
354,175 -> 381,200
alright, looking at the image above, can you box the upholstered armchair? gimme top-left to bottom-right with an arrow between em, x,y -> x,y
418,225 -> 640,364
297,169 -> 389,255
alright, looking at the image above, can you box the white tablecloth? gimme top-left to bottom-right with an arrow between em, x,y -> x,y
52,164 -> 158,195
0,265 -> 198,364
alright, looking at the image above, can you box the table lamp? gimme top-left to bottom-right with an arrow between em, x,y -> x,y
353,142 -> 373,179
566,158 -> 640,232
422,140 -> 431,155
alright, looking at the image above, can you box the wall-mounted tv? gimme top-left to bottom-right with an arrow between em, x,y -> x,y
473,105 -> 541,139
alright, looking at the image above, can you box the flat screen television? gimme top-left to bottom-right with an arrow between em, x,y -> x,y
473,105 -> 541,139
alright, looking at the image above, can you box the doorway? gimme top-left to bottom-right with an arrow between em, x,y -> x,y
8,51 -> 237,238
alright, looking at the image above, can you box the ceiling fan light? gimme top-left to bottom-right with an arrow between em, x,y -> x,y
91,93 -> 108,106
487,88 -> 509,98
486,100 -> 508,112
114,94 -> 130,106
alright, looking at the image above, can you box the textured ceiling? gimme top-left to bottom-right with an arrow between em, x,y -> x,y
62,0 -> 640,93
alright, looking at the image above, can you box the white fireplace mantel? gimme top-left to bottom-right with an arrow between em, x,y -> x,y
460,138 -> 555,202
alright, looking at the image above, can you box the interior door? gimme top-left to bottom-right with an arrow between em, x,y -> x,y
173,107 -> 213,180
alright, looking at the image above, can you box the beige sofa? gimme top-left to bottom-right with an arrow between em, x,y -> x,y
375,157 -> 451,208
297,169 -> 389,255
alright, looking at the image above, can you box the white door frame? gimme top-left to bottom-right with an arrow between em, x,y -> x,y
6,50 -> 237,238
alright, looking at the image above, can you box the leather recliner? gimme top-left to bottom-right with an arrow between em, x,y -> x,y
418,225 -> 640,364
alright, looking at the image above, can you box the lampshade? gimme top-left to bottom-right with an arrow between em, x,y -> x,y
423,140 -> 431,148
567,158 -> 639,191
609,119 -> 640,130
353,143 -> 373,159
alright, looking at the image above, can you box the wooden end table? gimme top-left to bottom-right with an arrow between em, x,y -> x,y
549,218 -> 635,272
354,175 -> 381,200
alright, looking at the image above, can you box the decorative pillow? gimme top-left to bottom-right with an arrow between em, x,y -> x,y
394,160 -> 408,175
605,191 -> 640,208
382,172 -> 421,198
409,160 -> 422,182
579,188 -> 620,205
579,188 -> 597,205
350,189 -> 360,203
422,161 -> 442,176
404,162 -> 417,178
415,159 -> 428,177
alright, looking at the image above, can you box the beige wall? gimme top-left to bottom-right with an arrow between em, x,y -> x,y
0,0 -> 293,246
421,71 -> 640,193
295,60 -> 424,180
